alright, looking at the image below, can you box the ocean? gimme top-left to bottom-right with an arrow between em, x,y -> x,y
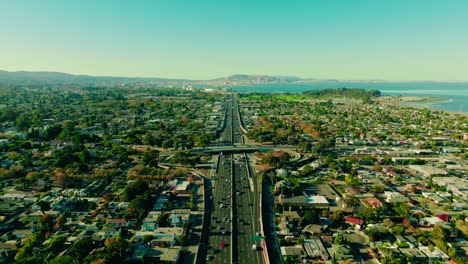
230,82 -> 468,114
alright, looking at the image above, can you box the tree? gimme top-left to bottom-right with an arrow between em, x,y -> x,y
142,149 -> 159,168
157,213 -> 170,227
334,233 -> 346,245
370,184 -> 385,194
15,114 -> 31,131
128,196 -> 152,220
455,219 -> 468,236
358,207 -> 378,223
123,180 -> 149,202
14,232 -> 45,262
39,214 -> 54,231
54,214 -> 67,231
330,210 -> 345,226
392,226 -> 405,235
393,202 -> 410,218
433,224 -> 449,240
66,239 -> 95,261
343,195 -> 360,209
344,174 -> 360,187
49,255 -> 74,264
55,170 -> 71,188
299,210 -> 319,227
383,218 -> 394,228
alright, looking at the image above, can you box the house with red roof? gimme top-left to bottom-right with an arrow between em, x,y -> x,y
438,214 -> 449,223
362,197 -> 384,209
345,216 -> 364,230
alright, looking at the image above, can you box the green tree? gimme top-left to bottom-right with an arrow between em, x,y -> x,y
66,239 -> 95,261
15,114 -> 31,131
142,149 -> 159,168
433,224 -> 449,240
393,202 -> 410,218
299,210 -> 319,227
334,233 -> 346,245
49,255 -> 74,264
343,195 -> 360,209
344,174 -> 360,187
123,180 -> 149,202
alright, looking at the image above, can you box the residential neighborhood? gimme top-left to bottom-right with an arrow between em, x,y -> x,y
240,91 -> 467,264
0,84 -> 467,264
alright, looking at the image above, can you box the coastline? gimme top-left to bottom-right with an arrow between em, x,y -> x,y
378,96 -> 467,116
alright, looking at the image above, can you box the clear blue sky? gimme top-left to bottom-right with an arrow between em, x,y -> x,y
1,0 -> 467,81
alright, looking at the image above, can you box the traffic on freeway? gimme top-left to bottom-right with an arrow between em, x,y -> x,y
202,94 -> 264,264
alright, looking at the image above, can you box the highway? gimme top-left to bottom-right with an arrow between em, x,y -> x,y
203,93 -> 263,264
234,153 -> 262,264
206,153 -> 233,264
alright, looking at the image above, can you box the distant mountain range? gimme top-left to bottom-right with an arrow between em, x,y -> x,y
0,70 -> 192,86
0,70 -> 457,87
0,70 -> 304,86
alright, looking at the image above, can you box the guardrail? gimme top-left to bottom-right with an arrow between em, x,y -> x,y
259,192 -> 270,264
195,175 -> 210,264
244,152 -> 270,264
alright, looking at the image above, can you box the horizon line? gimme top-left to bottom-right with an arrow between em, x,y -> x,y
1,68 -> 468,83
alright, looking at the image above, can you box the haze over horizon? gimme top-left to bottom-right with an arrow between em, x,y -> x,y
1,0 -> 468,81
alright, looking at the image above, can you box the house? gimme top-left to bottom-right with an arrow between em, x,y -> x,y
0,241 -> 18,262
153,227 -> 184,240
327,244 -> 354,261
106,219 -> 128,228
362,197 -> 384,209
142,219 -> 159,231
170,214 -> 182,227
384,191 -> 409,203
345,187 -> 361,196
1,229 -> 33,243
303,239 -> 330,260
0,202 -> 20,215
153,197 -> 169,211
134,245 -> 180,264
135,231 -> 154,240
303,224 -> 327,236
398,248 -> 427,263
345,216 -> 364,229
150,236 -> 176,247
102,227 -> 120,238
278,194 -> 329,209
420,217 -> 443,227
419,246 -> 450,261
280,245 -> 306,258
281,211 -> 301,225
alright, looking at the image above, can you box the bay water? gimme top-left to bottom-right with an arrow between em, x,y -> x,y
230,82 -> 468,114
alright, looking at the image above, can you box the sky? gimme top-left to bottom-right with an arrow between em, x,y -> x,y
1,0 -> 468,81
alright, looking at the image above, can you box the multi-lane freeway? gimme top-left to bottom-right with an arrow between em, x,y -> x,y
202,94 -> 264,264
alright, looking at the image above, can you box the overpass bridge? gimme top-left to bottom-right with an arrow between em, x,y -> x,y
190,144 -> 301,160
